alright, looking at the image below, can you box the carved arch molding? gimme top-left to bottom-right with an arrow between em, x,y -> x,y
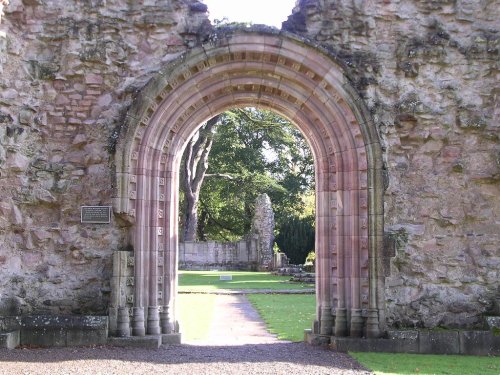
113,30 -> 385,339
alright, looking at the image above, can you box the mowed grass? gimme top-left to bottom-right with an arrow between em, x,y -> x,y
178,270 -> 314,292
177,293 -> 217,342
350,352 -> 500,375
246,294 -> 316,342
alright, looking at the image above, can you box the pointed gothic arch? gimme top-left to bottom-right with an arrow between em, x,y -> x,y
113,29 -> 385,340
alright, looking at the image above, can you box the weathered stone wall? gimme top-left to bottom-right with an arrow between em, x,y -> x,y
0,0 -> 498,331
0,0 -> 210,315
284,0 -> 499,328
179,240 -> 259,270
179,194 -> 275,270
250,193 -> 275,268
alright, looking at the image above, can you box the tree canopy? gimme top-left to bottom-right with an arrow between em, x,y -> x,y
180,107 -> 315,244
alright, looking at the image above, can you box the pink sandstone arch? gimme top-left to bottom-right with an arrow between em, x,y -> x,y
113,29 -> 385,340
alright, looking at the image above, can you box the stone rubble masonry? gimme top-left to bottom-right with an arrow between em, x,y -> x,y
0,0 -> 210,317
284,0 -> 499,329
0,0 -> 497,332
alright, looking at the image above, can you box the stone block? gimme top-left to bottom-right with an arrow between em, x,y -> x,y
161,333 -> 181,344
107,335 -> 161,348
387,330 -> 419,353
20,315 -> 108,347
21,328 -> 67,347
0,330 -> 20,349
459,331 -> 500,356
418,331 -> 460,354
66,328 -> 108,347
330,337 -> 400,353
304,332 -> 330,346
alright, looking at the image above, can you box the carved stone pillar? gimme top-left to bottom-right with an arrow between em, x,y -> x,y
116,307 -> 130,337
132,307 -> 145,336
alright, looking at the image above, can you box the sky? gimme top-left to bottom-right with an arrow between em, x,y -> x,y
203,0 -> 297,28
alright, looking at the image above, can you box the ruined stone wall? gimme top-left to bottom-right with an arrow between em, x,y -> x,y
179,240 -> 259,271
251,193 -> 275,268
0,0 -> 498,330
284,0 -> 499,328
0,0 -> 210,315
179,194 -> 275,271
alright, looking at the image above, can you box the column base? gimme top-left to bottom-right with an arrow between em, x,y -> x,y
147,306 -> 161,335
334,308 -> 348,337
132,307 -> 146,336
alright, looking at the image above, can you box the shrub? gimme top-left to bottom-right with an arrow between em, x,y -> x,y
275,216 -> 315,264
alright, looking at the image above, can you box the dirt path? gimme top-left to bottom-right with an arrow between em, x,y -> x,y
188,294 -> 283,345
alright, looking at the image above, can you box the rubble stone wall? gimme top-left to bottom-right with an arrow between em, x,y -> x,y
0,0 -> 210,316
284,0 -> 499,328
0,0 -> 498,330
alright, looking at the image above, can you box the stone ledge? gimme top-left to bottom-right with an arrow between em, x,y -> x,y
21,315 -> 108,330
107,335 -> 161,348
0,330 -> 20,349
304,329 -> 330,346
306,330 -> 500,356
162,333 -> 181,345
16,315 -> 109,347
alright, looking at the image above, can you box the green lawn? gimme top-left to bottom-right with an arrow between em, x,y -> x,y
247,294 -> 316,342
350,352 -> 500,375
178,270 -> 314,292
177,293 -> 217,342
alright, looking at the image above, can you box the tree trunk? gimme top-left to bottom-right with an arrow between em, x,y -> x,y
181,115 -> 220,241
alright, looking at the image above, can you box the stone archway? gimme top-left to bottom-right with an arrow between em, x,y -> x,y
113,28 -> 385,340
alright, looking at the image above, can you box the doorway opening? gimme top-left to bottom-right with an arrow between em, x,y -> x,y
177,107 -> 316,344
112,28 -> 385,342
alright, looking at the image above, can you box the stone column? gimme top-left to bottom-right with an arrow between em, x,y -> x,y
334,191 -> 347,336
317,186 -> 333,336
116,307 -> 131,337
350,191 -> 363,337
161,160 -> 176,334
132,174 -> 147,336
147,173 -> 161,335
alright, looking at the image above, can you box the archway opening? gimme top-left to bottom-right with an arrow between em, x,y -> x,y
176,107 -> 316,344
112,29 -> 385,342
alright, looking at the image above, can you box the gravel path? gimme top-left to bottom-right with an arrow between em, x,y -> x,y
0,344 -> 371,375
0,293 -> 371,374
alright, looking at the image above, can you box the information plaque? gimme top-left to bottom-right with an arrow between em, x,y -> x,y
81,206 -> 111,224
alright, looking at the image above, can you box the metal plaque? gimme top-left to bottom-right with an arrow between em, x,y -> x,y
81,206 -> 111,224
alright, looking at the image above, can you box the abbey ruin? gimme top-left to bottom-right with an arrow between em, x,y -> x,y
0,0 -> 498,348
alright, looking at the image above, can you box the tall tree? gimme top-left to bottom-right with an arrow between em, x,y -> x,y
181,115 -> 220,241
180,107 -> 314,241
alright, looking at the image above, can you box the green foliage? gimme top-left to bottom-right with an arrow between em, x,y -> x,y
247,294 -> 316,342
275,216 -> 315,264
305,251 -> 316,263
350,352 -> 500,375
493,326 -> 500,336
188,107 -> 314,241
178,270 -> 314,292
